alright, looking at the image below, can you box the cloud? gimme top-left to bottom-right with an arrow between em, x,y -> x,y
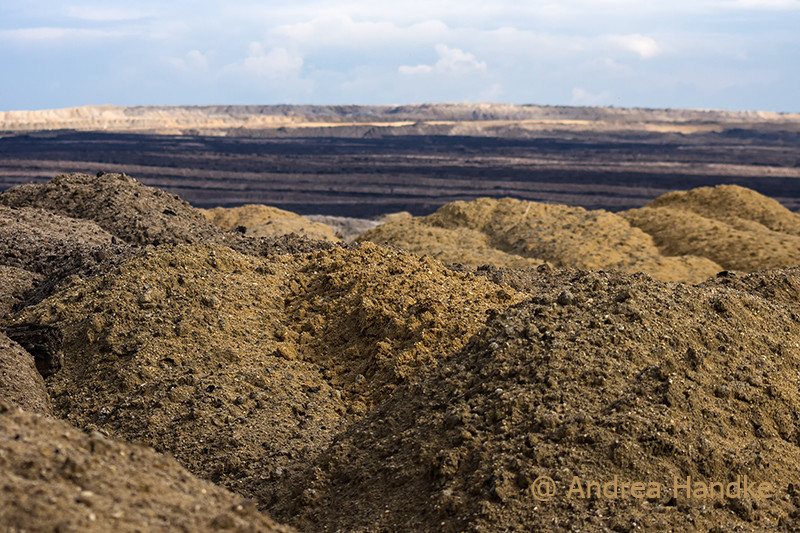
583,57 -> 633,75
168,50 -> 209,73
398,64 -> 434,75
480,83 -> 504,101
728,0 -> 800,9
0,27 -> 126,43
241,44 -> 304,80
607,34 -> 662,59
64,6 -> 151,22
272,12 -> 449,51
400,44 -> 487,75
571,87 -> 613,105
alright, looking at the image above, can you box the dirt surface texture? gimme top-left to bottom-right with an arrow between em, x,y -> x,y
0,172 -> 221,246
359,196 -> 723,283
622,184 -> 800,272
202,204 -> 340,242
0,265 -> 41,317
272,267 -> 800,532
0,405 -> 295,533
2,172 -> 800,532
0,333 -> 51,415
6,241 -> 522,511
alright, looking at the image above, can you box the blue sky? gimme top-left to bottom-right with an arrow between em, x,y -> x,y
1,1 -> 799,112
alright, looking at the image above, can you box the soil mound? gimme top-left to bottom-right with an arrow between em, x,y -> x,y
5,173 -> 800,532
274,268 -> 800,532
0,204 -> 134,307
305,215 -> 381,242
203,204 -> 340,242
360,217 -> 546,269
649,184 -> 800,236
701,267 -> 800,309
622,185 -> 800,271
0,334 -> 51,415
0,174 -> 339,306
0,405 -> 294,532
6,241 -> 521,507
0,172 -> 221,245
0,266 -> 41,317
0,205 -> 115,273
359,197 -> 722,282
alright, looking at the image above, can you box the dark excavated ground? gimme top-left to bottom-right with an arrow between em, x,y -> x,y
1,127 -> 799,217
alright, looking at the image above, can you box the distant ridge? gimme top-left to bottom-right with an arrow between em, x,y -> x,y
2,103 -> 800,135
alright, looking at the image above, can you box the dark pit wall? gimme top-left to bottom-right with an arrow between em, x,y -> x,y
1,130 -> 798,217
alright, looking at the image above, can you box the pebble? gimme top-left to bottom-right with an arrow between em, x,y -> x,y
557,290 -> 575,306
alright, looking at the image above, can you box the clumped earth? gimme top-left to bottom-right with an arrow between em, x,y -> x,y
621,184 -> 800,272
0,333 -> 51,415
2,172 -> 800,532
357,214 -> 546,270
6,240 -> 521,514
0,404 -> 295,533
202,204 -> 341,242
0,265 -> 41,316
0,172 -> 221,246
0,203 -> 134,308
272,268 -> 800,532
358,197 -> 722,283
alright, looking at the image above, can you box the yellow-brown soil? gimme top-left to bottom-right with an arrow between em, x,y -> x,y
360,197 -> 722,282
0,405 -> 295,533
2,173 -> 800,532
5,241 -> 521,509
621,184 -> 800,271
202,204 -> 340,242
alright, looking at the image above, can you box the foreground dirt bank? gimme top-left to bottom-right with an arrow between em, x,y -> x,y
2,173 -> 800,531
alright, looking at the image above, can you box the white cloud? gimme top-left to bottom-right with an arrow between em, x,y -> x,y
480,83 -> 504,101
728,0 -> 800,9
607,34 -> 662,59
400,44 -> 487,75
272,12 -> 448,51
398,64 -> 435,75
571,87 -> 613,105
242,44 -> 304,80
0,27 -> 126,43
168,50 -> 209,73
583,57 -> 633,75
64,6 -> 151,22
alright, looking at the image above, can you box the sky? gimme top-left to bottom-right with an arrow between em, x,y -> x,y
1,1 -> 799,112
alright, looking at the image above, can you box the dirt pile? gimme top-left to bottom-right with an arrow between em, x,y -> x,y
5,241 -> 522,508
0,204 -> 134,308
622,185 -> 800,271
274,268 -> 800,532
4,172 -> 800,532
359,197 -> 722,282
0,405 -> 295,533
0,266 -> 41,317
0,173 -> 341,307
360,216 -> 546,269
0,172 -> 221,246
648,184 -> 800,236
202,204 -> 340,242
305,215 -> 381,242
0,334 -> 51,415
